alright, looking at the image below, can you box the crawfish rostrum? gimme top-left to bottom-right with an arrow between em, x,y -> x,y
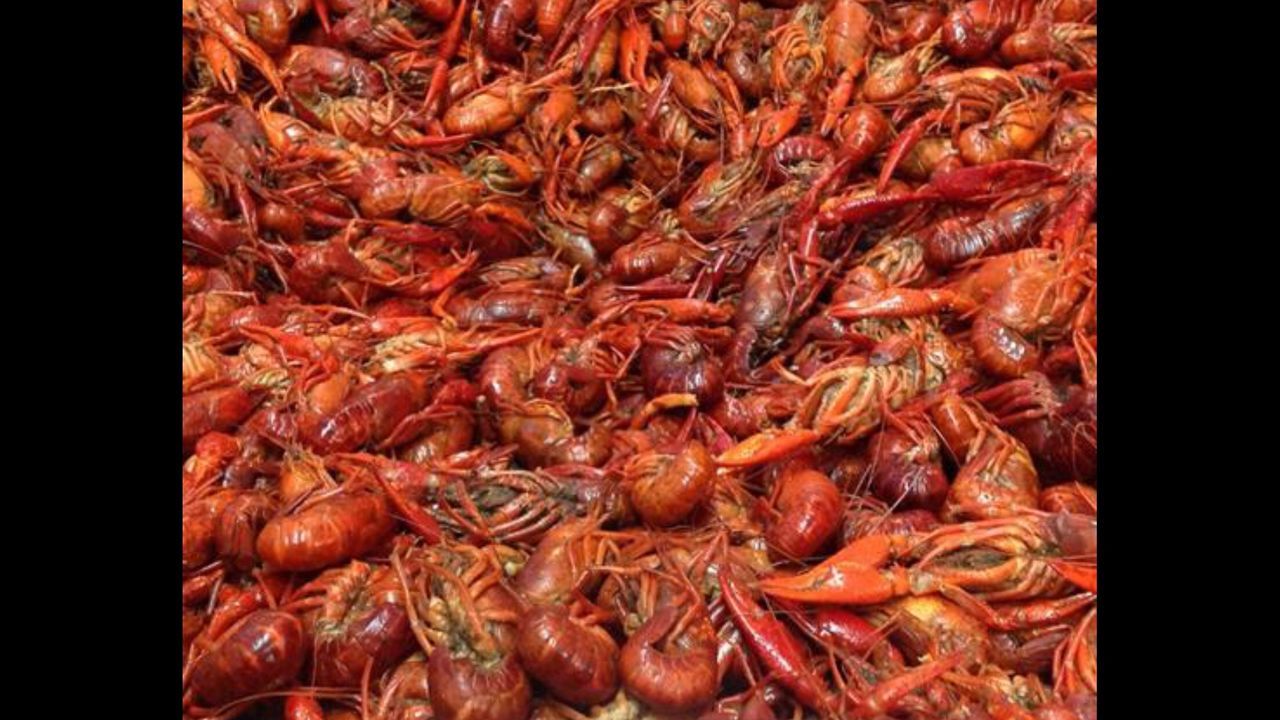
182,0 -> 1098,717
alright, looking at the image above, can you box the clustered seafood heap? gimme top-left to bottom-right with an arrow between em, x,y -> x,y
182,0 -> 1097,718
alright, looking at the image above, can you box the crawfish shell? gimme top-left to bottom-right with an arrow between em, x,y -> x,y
427,650 -> 532,720
190,610 -> 308,707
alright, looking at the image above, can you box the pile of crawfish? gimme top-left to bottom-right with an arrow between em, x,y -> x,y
182,0 -> 1097,718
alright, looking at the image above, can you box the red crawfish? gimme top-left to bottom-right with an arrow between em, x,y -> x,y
281,559 -> 416,688
186,609 -> 307,710
758,511 -> 1096,626
720,567 -> 968,718
717,334 -> 944,469
256,485 -> 397,571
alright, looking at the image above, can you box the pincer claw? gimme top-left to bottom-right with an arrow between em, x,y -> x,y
926,160 -> 1058,200
715,429 -> 822,467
